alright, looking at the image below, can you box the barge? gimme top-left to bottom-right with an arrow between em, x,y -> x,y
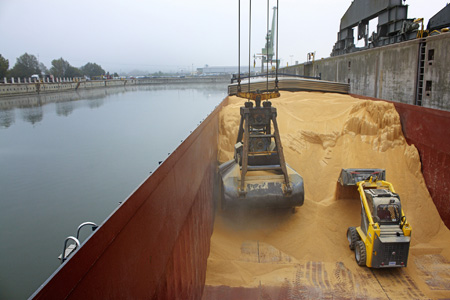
30,89 -> 450,299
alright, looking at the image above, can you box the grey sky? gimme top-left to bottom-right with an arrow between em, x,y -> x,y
0,0 -> 447,74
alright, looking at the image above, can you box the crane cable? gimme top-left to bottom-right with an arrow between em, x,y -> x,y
237,0 -> 280,101
266,0 -> 269,94
275,0 -> 279,91
248,0 -> 251,98
238,0 -> 240,91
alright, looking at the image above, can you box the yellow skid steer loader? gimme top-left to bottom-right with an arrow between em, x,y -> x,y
339,169 -> 412,268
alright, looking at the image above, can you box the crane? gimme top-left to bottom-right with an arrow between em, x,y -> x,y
259,6 -> 279,72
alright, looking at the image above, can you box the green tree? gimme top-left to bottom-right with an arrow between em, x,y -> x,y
0,54 -> 9,78
152,71 -> 166,77
9,53 -> 40,77
66,66 -> 82,77
80,62 -> 105,77
39,62 -> 49,75
50,57 -> 71,77
49,58 -> 82,78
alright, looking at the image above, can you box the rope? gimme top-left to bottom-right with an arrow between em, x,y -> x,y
237,0 -> 280,98
275,0 -> 279,91
266,0 -> 269,94
248,0 -> 251,97
238,0 -> 241,90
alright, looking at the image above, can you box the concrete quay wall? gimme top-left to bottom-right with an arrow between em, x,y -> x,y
0,79 -> 134,97
282,33 -> 450,111
135,76 -> 230,85
0,76 -> 230,98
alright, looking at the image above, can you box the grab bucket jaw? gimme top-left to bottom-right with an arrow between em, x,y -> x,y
219,160 -> 304,209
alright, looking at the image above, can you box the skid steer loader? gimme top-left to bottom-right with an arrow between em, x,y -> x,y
338,169 -> 412,268
218,95 -> 304,210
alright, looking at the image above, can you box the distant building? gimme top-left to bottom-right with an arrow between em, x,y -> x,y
197,66 -> 261,75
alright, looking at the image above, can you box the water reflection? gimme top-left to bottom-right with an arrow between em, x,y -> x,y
88,98 -> 104,109
0,108 -> 14,128
21,105 -> 44,125
55,101 -> 75,117
0,83 -> 227,127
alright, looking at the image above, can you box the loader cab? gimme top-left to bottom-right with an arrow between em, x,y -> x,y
376,203 -> 401,223
364,189 -> 402,226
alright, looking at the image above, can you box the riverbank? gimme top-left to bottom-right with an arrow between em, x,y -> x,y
0,76 -> 231,98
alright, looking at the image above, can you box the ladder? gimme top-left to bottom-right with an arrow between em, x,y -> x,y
58,222 -> 98,263
415,40 -> 426,106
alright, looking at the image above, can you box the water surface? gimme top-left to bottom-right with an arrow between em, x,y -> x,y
0,83 -> 227,299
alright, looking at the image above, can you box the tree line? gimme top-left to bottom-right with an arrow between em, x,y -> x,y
0,53 -> 112,79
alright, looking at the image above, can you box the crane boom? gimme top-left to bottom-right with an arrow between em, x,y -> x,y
261,6 -> 277,71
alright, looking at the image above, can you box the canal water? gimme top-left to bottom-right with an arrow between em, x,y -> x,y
0,83 -> 227,299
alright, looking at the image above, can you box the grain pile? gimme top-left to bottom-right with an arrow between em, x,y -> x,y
204,91 -> 450,299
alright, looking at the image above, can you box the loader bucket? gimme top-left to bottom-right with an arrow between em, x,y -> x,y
336,169 -> 386,200
219,160 -> 304,210
338,169 -> 386,186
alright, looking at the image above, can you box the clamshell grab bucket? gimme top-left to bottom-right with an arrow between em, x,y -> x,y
218,98 -> 304,210
219,160 -> 304,209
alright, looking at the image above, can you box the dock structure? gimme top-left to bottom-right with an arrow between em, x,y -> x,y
228,76 -> 350,95
0,76 -> 231,98
283,31 -> 450,112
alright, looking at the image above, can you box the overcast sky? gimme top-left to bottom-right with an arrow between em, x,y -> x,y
0,0 -> 448,74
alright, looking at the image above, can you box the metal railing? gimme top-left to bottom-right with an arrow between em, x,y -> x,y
59,222 -> 98,264
230,72 -> 321,84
